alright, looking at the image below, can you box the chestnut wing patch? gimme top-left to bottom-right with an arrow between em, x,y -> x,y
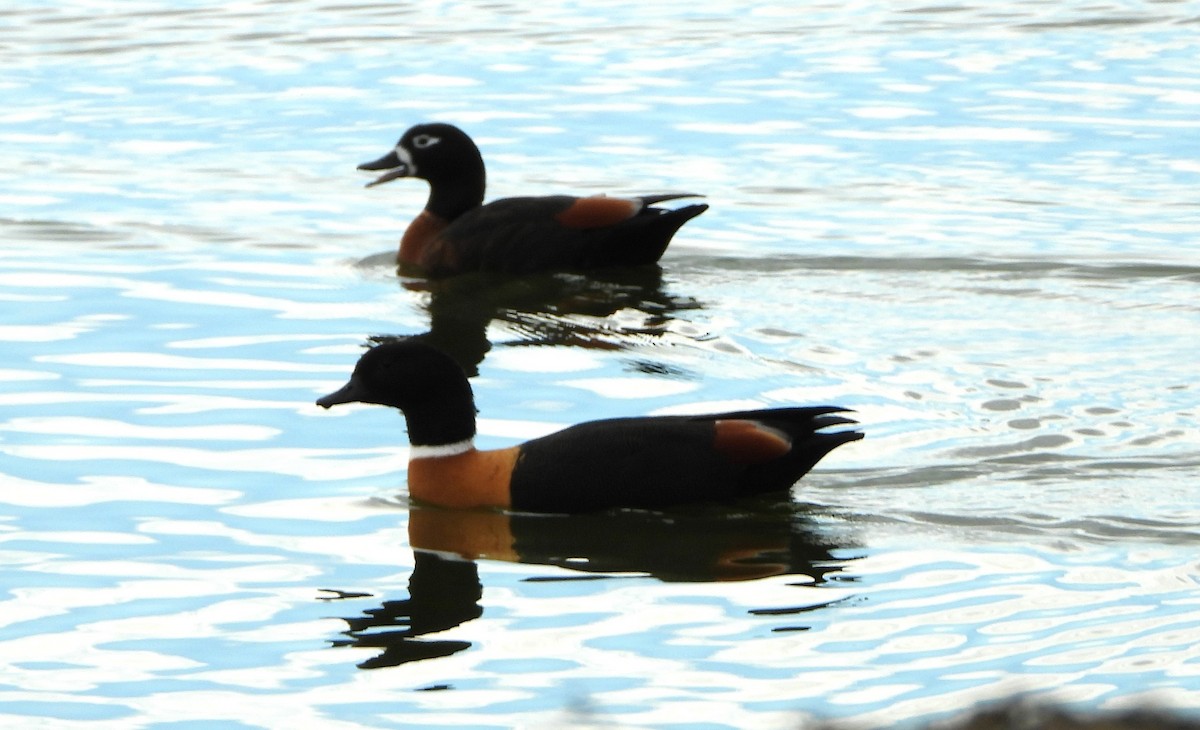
712,419 -> 793,465
554,196 -> 643,229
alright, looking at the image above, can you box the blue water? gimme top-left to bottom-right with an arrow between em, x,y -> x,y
2,2 -> 1199,728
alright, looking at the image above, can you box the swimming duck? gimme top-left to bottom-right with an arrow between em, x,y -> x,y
358,123 -> 709,277
316,340 -> 862,513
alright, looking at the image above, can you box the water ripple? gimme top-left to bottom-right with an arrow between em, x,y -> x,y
3,1 -> 1200,727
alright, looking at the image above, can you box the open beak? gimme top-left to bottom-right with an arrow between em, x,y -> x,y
358,150 -> 411,188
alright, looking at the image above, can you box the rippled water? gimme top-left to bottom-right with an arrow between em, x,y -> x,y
2,2 -> 1199,728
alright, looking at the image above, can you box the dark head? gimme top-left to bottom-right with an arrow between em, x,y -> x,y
358,122 -> 486,190
316,339 -> 478,446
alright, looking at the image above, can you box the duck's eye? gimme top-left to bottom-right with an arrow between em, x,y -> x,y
411,134 -> 440,149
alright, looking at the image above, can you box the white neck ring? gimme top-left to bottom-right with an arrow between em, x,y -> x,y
409,438 -> 475,460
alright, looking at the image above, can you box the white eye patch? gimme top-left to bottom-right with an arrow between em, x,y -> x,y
410,134 -> 441,149
393,144 -> 416,174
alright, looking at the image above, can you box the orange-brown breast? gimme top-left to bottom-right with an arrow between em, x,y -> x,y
398,210 -> 450,267
711,419 -> 792,465
554,196 -> 642,229
407,446 -> 520,509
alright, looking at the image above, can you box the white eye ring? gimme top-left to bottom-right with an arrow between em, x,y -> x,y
411,134 -> 440,149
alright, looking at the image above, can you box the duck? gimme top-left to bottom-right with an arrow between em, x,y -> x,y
315,340 -> 863,513
357,123 -> 709,277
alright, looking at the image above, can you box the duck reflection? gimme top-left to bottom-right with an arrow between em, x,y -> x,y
410,498 -> 855,583
322,552 -> 481,670
324,498 -> 858,669
375,265 -> 703,376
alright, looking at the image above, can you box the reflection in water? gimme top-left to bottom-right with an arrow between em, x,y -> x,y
409,498 -> 857,584
372,265 -> 703,376
324,498 -> 857,669
322,552 -> 482,670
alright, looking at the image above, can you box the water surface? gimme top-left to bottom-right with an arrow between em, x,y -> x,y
1,2 -> 1198,728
